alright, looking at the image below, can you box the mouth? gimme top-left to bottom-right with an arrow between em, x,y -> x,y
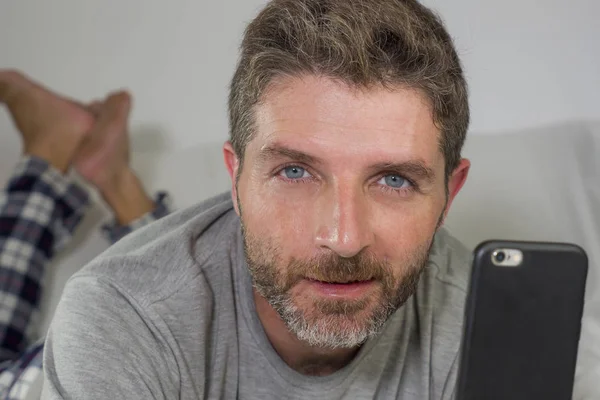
306,277 -> 374,284
302,278 -> 376,299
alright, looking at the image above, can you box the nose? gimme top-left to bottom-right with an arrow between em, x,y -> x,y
314,185 -> 374,258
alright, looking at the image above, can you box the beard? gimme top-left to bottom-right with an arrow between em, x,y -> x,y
242,222 -> 432,349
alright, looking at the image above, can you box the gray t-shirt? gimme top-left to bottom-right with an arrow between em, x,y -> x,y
42,192 -> 471,400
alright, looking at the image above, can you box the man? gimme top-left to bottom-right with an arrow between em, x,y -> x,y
42,0 -> 471,398
0,70 -> 171,399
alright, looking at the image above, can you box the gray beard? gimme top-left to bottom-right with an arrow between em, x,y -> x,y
244,231 -> 430,349
261,288 -> 397,348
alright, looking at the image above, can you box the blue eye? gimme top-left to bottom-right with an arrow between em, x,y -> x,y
282,166 -> 309,180
379,174 -> 411,189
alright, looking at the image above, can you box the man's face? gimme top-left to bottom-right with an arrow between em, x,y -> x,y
225,75 -> 467,348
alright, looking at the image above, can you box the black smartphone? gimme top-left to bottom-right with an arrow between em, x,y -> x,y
455,240 -> 588,400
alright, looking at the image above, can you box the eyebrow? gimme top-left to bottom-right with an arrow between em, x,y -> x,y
258,145 -> 323,166
258,144 -> 436,183
368,161 -> 436,183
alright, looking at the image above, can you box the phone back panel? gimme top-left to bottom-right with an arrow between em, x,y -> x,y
456,240 -> 588,400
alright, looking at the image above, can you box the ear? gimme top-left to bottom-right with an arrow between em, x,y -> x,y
441,158 -> 470,223
223,141 -> 241,216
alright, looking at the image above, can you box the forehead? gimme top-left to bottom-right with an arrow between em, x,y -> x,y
251,75 -> 442,168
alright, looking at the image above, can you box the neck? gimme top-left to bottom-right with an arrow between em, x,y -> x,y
253,288 -> 361,376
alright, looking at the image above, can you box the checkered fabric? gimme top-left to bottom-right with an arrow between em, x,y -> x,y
0,340 -> 42,399
101,191 -> 170,243
0,156 -> 171,399
0,157 -> 89,363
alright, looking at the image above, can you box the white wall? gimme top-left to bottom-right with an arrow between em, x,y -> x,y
1,0 -> 599,336
426,0 -> 600,134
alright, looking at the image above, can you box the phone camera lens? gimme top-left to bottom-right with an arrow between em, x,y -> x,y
494,251 -> 506,263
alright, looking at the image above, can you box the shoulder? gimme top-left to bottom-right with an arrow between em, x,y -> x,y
413,228 -> 473,393
428,226 -> 473,294
69,191 -> 239,306
416,227 -> 473,334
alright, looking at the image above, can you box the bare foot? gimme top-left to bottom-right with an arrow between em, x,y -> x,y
75,92 -> 155,225
0,69 -> 94,172
74,92 -> 132,190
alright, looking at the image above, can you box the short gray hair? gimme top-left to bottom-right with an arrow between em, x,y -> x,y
229,0 -> 469,176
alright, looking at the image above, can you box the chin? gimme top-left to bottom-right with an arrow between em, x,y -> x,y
279,293 -> 394,349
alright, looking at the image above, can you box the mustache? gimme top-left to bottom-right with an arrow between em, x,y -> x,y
284,251 -> 393,287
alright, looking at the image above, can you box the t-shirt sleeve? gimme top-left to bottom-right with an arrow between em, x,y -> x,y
41,275 -> 179,399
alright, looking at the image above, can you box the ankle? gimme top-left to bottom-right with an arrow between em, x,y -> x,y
25,142 -> 73,173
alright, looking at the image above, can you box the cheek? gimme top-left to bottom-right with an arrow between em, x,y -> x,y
372,199 -> 442,262
239,178 -> 315,252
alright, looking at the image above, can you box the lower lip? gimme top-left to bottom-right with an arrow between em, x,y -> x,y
304,279 -> 376,298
